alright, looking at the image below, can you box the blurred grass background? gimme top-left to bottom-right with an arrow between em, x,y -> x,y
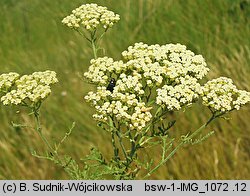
0,0 -> 249,179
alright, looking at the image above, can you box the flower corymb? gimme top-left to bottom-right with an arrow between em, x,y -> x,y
0,71 -> 58,105
62,4 -> 120,31
201,77 -> 250,112
84,42 -> 250,130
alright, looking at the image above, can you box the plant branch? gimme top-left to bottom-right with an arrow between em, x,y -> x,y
55,122 -> 75,153
91,30 -> 98,59
143,114 -> 217,179
33,109 -> 56,155
111,130 -> 119,161
115,130 -> 129,163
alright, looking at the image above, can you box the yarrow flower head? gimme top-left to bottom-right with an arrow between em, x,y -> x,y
84,42 -> 212,130
201,77 -> 250,112
84,42 -> 250,131
122,42 -> 209,81
0,71 -> 58,106
85,87 -> 152,130
156,76 -> 202,110
62,3 -> 120,31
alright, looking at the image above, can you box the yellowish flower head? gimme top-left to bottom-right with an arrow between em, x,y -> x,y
84,43 -> 210,130
0,71 -> 58,106
201,77 -> 250,112
62,4 -> 120,31
84,42 -> 250,130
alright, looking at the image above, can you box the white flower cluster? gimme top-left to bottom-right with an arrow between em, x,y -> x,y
84,57 -> 125,85
126,59 -> 166,86
84,42 -> 250,130
122,42 -> 209,81
113,73 -> 144,95
0,71 -> 58,105
0,72 -> 19,91
84,42 -> 209,129
85,43 -> 209,87
201,77 -> 250,112
62,4 -> 120,31
156,76 -> 202,110
85,87 -> 152,130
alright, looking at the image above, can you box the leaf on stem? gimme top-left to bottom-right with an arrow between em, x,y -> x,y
191,131 -> 215,145
55,122 -> 76,152
11,121 -> 28,128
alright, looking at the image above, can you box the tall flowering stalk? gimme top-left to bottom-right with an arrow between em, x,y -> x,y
62,3 -> 120,59
0,71 -> 58,154
0,71 -> 80,177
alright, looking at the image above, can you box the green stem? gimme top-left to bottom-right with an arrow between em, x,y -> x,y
96,29 -> 108,47
76,29 -> 91,42
76,29 -> 98,59
111,130 -> 119,161
115,130 -> 129,163
129,132 -> 136,159
147,107 -> 168,130
34,111 -> 55,155
146,87 -> 152,102
143,141 -> 183,179
143,115 -> 216,179
91,39 -> 97,59
31,106 -> 80,178
90,31 -> 98,59
55,122 -> 75,153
